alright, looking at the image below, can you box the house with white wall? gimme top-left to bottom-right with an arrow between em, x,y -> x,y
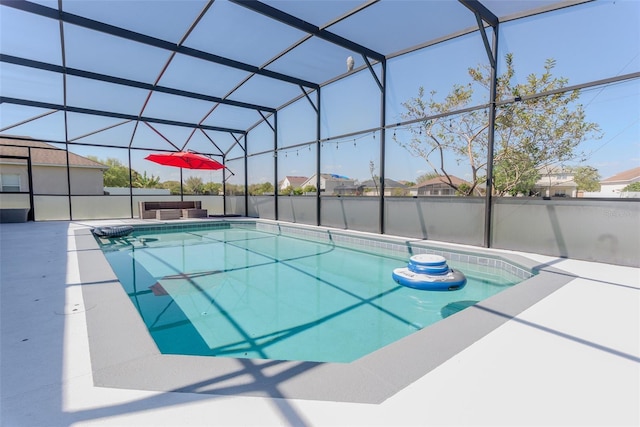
410,175 -> 473,196
279,176 -> 308,192
533,166 -> 578,197
300,173 -> 355,195
360,178 -> 408,196
599,166 -> 640,195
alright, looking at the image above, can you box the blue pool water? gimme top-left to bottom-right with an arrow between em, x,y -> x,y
99,223 -> 524,363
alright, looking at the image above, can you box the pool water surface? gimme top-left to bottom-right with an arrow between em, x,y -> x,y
99,224 -> 523,363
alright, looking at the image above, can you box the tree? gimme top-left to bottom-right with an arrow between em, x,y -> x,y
493,150 -> 539,196
203,182 -> 222,195
622,182 -> 640,192
369,160 -> 379,195
225,184 -> 245,195
572,166 -> 601,192
391,187 -> 410,197
248,182 -> 274,195
184,177 -> 204,194
415,172 -> 439,184
162,180 -> 181,195
280,186 -> 293,195
134,171 -> 161,188
302,184 -> 317,194
396,54 -> 601,196
88,157 -> 138,187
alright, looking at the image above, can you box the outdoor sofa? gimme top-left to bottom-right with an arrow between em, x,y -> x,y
138,201 -> 208,220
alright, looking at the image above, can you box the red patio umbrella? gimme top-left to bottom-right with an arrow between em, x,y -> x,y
145,151 -> 224,170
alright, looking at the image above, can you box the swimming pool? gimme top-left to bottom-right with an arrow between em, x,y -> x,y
96,221 -> 530,363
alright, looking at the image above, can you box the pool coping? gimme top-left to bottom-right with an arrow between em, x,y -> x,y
74,219 -> 575,404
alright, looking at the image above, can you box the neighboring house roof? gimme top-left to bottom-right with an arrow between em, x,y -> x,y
600,166 -> 640,184
0,137 -> 107,169
283,176 -> 308,188
533,165 -> 576,187
360,178 -> 407,188
412,175 -> 470,189
536,165 -> 568,174
301,173 -> 352,185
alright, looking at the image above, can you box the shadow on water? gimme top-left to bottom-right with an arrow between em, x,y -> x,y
120,229 -> 419,352
126,245 -> 410,359
441,300 -> 479,318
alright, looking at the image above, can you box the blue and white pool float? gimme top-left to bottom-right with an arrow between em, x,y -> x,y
392,254 -> 467,291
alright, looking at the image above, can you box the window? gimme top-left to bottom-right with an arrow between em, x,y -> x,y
1,174 -> 21,192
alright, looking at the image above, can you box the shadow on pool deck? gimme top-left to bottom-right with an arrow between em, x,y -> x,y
76,221 -> 578,404
1,220 -> 638,426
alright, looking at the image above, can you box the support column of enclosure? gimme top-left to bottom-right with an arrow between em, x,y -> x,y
463,1 -> 500,248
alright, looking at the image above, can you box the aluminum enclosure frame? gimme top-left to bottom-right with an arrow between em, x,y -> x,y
1,0 -> 626,252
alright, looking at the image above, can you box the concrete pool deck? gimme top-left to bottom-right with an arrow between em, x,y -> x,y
1,219 -> 638,426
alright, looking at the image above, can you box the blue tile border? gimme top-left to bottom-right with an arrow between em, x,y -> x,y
253,221 -> 534,281
112,219 -> 534,282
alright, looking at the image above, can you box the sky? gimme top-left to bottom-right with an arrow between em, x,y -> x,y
1,0 -> 638,187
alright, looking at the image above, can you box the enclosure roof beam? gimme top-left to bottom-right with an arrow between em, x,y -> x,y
229,0 -> 385,62
0,54 -> 277,113
459,0 -> 499,70
299,86 -> 318,114
0,96 -> 247,134
458,0 -> 499,27
2,0 -> 319,89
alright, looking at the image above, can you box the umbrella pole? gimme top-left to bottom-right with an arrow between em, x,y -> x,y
180,168 -> 184,201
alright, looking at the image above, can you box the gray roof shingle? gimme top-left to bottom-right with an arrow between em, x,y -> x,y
0,137 -> 107,169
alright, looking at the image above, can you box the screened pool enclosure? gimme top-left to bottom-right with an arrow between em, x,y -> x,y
1,0 -> 639,266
